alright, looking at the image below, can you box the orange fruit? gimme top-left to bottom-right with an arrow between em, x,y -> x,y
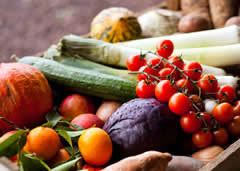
78,128 -> 112,166
48,148 -> 71,167
26,127 -> 61,161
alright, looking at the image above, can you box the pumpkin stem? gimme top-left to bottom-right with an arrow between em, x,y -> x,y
10,55 -> 19,62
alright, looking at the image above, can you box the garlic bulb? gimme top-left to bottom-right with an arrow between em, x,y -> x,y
138,9 -> 182,37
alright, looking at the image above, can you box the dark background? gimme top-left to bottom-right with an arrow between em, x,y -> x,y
0,0 -> 162,62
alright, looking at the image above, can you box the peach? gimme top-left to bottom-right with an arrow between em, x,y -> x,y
59,94 -> 95,120
71,114 -> 104,129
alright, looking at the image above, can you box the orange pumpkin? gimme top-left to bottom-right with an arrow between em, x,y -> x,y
0,63 -> 53,134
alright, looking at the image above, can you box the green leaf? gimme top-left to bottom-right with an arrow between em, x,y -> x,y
43,108 -> 62,128
51,157 -> 81,171
65,146 -> 80,157
57,130 -> 73,147
20,151 -> 51,171
55,126 -> 74,132
0,129 -> 27,158
59,120 -> 85,131
65,130 -> 85,138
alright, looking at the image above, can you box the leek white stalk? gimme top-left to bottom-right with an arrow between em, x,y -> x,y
116,25 -> 240,51
216,76 -> 239,89
173,44 -> 240,67
59,35 -> 226,76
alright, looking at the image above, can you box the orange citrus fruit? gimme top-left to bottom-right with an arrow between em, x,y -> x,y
78,128 -> 112,166
48,148 -> 71,167
26,127 -> 61,161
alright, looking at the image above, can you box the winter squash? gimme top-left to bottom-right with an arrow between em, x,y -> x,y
90,7 -> 142,43
0,63 -> 53,134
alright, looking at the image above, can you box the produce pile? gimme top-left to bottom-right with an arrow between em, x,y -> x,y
1,2 -> 240,171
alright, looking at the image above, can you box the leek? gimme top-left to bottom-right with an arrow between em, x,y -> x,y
173,44 -> 240,67
59,35 -> 226,76
117,25 -> 240,51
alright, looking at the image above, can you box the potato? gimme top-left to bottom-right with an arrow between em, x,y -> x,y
225,17 -> 240,27
96,101 -> 121,122
103,151 -> 172,171
178,13 -> 210,33
166,156 -> 204,171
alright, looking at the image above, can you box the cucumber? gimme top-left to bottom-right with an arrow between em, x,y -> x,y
19,56 -> 137,101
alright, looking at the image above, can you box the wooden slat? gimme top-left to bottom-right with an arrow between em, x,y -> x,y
200,138 -> 240,171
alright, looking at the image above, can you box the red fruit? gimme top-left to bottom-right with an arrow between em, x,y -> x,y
0,63 -> 53,134
155,80 -> 177,102
82,164 -> 103,171
212,102 -> 233,123
197,74 -> 218,94
183,62 -> 202,81
60,94 -> 95,120
166,56 -> 184,70
213,128 -> 229,146
146,57 -> 164,70
136,80 -> 156,98
216,85 -> 236,103
71,114 -> 104,129
137,65 -> 159,81
156,40 -> 174,58
176,79 -> 193,93
0,130 -> 18,161
126,54 -> 146,71
180,112 -> 202,133
189,95 -> 204,111
192,130 -> 213,148
228,115 -> 240,136
169,93 -> 192,116
233,100 -> 240,116
158,68 -> 178,80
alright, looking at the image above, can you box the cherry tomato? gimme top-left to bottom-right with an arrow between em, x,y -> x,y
192,130 -> 213,148
137,65 -> 159,81
180,112 -> 202,133
158,67 -> 178,81
136,80 -> 156,98
156,40 -> 174,58
216,85 -> 236,103
169,93 -> 192,116
201,112 -> 212,123
233,100 -> 240,116
155,80 -> 177,102
212,102 -> 233,123
197,74 -> 218,94
183,62 -> 202,81
213,128 -> 229,146
146,57 -> 164,71
228,115 -> 240,136
189,95 -> 204,111
176,79 -> 193,94
166,56 -> 184,70
127,54 -> 146,71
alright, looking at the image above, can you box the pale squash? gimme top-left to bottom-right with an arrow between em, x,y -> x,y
90,7 -> 142,43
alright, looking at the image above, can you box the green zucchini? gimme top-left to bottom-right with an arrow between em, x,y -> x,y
19,56 -> 137,102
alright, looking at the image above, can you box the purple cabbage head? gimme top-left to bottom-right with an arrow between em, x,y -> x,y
103,98 -> 179,160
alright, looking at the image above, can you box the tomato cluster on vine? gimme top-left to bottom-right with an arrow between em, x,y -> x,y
127,40 -> 240,149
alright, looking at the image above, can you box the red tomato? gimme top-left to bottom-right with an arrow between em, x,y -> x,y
176,79 -> 193,94
137,65 -> 159,81
155,80 -> 177,102
82,164 -> 103,171
169,93 -> 192,116
216,85 -> 236,103
180,112 -> 202,133
228,115 -> 240,136
197,74 -> 218,94
183,62 -> 202,81
192,130 -> 213,148
136,80 -> 156,98
212,102 -> 233,123
126,54 -> 146,71
146,57 -> 164,71
189,95 -> 204,111
158,67 -> 178,80
233,100 -> 240,116
156,40 -> 174,58
166,56 -> 184,70
213,128 -> 229,146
